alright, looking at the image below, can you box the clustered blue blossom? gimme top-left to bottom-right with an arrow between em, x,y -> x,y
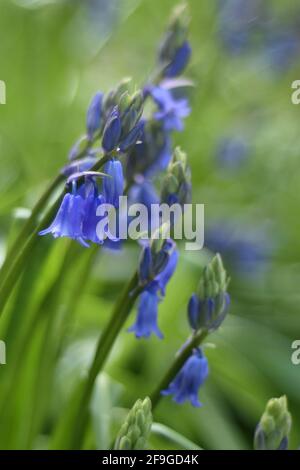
38,4 -> 224,410
40,161 -> 124,246
40,7 -> 192,249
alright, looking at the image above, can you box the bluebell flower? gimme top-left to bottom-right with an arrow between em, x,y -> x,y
128,283 -> 163,339
39,192 -> 88,247
153,242 -> 178,296
149,86 -> 190,132
138,239 -> 178,290
86,92 -> 103,140
161,348 -> 209,407
102,93 -> 143,153
39,173 -> 118,247
164,41 -> 191,78
102,106 -> 122,152
129,240 -> 178,339
103,159 -> 124,208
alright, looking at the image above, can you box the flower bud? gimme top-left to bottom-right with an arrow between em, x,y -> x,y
254,396 -> 292,450
188,254 -> 230,332
161,147 -> 191,206
159,3 -> 191,78
103,78 -> 132,116
120,90 -> 144,138
102,107 -> 121,152
114,397 -> 152,450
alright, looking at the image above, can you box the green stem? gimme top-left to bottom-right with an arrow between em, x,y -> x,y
0,191 -> 64,317
150,330 -> 208,410
52,270 -> 142,449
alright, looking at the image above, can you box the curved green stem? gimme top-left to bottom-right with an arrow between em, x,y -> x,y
0,191 -> 64,317
150,330 -> 208,410
0,173 -> 64,288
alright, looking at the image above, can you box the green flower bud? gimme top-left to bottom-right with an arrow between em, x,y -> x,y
197,254 -> 229,300
118,91 -> 132,114
119,90 -> 144,137
254,396 -> 292,450
114,397 -> 152,450
161,147 -> 191,206
103,78 -> 132,115
159,3 -> 190,64
188,254 -> 230,332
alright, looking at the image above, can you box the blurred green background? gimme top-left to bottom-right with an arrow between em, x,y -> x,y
0,0 -> 300,450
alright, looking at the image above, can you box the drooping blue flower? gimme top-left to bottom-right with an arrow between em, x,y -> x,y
86,92 -> 103,140
129,239 -> 178,339
128,283 -> 163,339
164,41 -> 191,78
39,192 -> 88,247
149,240 -> 179,296
161,348 -> 209,407
149,86 -> 190,132
102,106 -> 122,152
138,239 -> 178,290
103,159 -> 124,208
